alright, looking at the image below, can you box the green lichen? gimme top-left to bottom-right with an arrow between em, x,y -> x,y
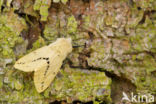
0,10 -> 28,103
132,54 -> 156,94
50,66 -> 112,103
43,23 -> 59,41
87,38 -> 112,70
31,36 -> 46,51
125,7 -> 144,31
53,0 -> 68,4
53,0 -> 60,3
0,66 -> 111,103
67,15 -> 78,34
61,0 -> 68,4
14,79 -> 23,90
43,13 -> 78,41
40,0 -> 51,21
105,16 -> 114,26
34,0 -> 42,10
87,9 -> 156,98
6,0 -> 12,7
0,68 -> 44,103
0,0 -> 3,13
82,15 -> 91,29
44,13 -> 78,41
34,0 -> 51,21
0,10 -> 27,59
133,0 -> 156,10
129,16 -> 156,52
23,0 -> 38,17
135,70 -> 156,95
0,75 -> 3,88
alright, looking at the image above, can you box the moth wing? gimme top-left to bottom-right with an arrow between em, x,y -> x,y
14,46 -> 53,72
34,53 -> 63,93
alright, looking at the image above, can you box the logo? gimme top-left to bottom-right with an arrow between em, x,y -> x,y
122,92 -> 154,103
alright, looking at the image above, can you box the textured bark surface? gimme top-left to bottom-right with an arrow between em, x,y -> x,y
0,0 -> 156,104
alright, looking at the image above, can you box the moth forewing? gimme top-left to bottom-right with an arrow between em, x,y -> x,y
14,46 -> 53,72
34,38 -> 72,93
34,53 -> 62,93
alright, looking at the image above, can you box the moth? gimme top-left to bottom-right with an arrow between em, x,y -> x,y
14,38 -> 72,93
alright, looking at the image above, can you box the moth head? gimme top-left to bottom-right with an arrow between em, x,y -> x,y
49,38 -> 72,54
66,38 -> 72,44
60,38 -> 72,54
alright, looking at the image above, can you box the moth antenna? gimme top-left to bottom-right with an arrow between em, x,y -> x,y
73,45 -> 85,48
72,41 -> 86,48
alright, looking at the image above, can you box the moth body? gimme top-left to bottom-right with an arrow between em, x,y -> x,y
14,38 -> 72,93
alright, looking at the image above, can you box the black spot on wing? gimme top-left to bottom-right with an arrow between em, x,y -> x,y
44,65 -> 49,76
43,57 -> 49,60
17,57 -> 49,64
17,62 -> 25,64
41,81 -> 44,90
32,57 -> 49,62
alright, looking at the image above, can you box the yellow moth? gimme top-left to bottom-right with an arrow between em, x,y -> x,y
14,38 -> 72,93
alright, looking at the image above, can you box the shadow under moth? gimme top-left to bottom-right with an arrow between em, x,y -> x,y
14,38 -> 72,93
